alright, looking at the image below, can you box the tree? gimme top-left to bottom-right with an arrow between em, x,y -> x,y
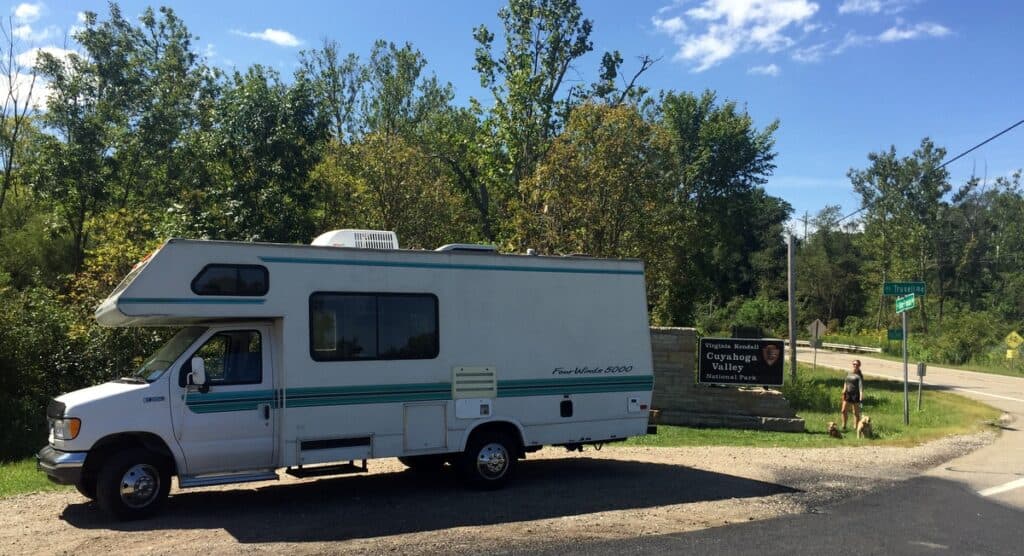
0,17 -> 37,225
849,138 -> 949,329
797,206 -> 866,323
516,102 -> 672,258
655,90 -> 784,323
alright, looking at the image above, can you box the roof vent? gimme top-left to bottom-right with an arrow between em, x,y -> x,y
435,243 -> 497,254
312,229 -> 399,249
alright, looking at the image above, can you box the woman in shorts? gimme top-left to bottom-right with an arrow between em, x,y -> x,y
841,360 -> 864,431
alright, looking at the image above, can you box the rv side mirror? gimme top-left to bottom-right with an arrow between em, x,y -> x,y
189,356 -> 207,387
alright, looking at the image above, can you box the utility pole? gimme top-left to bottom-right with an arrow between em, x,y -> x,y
787,234 -> 797,383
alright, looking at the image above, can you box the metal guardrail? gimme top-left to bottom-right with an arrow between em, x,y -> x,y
787,339 -> 883,354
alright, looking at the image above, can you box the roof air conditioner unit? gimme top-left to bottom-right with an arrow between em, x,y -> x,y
311,229 -> 399,249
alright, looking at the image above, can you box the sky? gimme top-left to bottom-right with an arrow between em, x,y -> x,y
9,0 -> 1024,234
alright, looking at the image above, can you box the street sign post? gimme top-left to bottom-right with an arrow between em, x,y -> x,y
807,319 -> 826,371
893,294 -> 917,424
884,282 -> 926,296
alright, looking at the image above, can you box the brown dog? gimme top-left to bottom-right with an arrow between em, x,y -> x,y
827,421 -> 842,438
857,415 -> 873,439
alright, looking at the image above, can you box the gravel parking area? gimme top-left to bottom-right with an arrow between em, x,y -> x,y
0,432 -> 994,555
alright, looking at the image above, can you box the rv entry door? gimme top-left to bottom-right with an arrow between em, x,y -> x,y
172,325 -> 276,475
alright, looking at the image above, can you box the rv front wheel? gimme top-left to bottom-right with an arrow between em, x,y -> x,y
459,432 -> 516,489
95,448 -> 171,521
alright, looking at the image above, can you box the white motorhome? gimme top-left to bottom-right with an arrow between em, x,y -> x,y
37,231 -> 654,520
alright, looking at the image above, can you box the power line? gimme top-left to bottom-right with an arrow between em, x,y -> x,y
837,118 -> 1024,224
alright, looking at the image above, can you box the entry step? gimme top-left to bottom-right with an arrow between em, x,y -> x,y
178,470 -> 279,488
286,460 -> 368,478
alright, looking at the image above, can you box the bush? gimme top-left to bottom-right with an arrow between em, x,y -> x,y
0,286 -> 168,461
696,296 -> 789,338
781,377 -> 836,413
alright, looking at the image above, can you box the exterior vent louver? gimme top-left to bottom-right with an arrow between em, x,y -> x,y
452,366 -> 497,399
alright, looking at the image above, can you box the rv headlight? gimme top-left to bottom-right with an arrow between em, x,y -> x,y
51,418 -> 81,440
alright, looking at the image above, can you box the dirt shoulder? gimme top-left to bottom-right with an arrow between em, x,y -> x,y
0,432 -> 994,555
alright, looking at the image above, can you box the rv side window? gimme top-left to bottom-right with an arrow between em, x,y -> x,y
179,330 -> 262,386
191,264 -> 269,296
310,293 -> 438,361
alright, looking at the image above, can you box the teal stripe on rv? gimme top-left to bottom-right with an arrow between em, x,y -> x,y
119,297 -> 266,305
184,376 -> 652,413
259,256 -> 644,276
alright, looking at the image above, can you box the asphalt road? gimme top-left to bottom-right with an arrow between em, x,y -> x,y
530,475 -> 1024,556
795,348 -> 1024,510
530,350 -> 1024,556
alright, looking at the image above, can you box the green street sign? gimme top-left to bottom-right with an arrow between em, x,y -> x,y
888,328 -> 904,341
895,293 -> 916,313
884,282 -> 926,296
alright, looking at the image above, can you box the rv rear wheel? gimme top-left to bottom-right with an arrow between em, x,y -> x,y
398,455 -> 447,472
459,432 -> 516,489
95,448 -> 171,521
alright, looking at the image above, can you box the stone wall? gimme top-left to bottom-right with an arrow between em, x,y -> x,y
650,327 -> 805,432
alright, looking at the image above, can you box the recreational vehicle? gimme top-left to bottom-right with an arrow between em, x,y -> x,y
37,230 -> 654,519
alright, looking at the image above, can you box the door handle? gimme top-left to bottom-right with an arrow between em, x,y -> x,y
259,403 -> 270,420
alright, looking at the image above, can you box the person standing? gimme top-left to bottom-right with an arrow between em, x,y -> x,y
841,360 -> 864,431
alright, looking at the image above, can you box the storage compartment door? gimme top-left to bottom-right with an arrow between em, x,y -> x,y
404,403 -> 447,452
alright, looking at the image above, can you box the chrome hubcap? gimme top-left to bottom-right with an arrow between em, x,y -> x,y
476,442 -> 509,480
119,464 -> 160,508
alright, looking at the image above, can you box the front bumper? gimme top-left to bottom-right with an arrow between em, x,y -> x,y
36,445 -> 87,485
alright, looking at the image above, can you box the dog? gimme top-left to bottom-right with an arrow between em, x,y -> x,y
857,415 -> 873,439
827,421 -> 842,439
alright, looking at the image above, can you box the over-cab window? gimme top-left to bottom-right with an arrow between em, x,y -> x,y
191,264 -> 268,296
309,293 -> 438,361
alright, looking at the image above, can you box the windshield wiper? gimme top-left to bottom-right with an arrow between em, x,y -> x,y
117,376 -> 148,384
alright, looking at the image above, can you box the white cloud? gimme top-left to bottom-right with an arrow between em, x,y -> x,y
15,46 -> 76,69
652,15 -> 686,34
652,0 -> 820,72
13,2 -> 43,24
838,0 -> 917,15
76,11 -> 87,23
11,23 -> 60,42
0,71 -> 47,110
878,21 -> 950,42
832,31 -> 871,54
13,24 -> 32,39
792,42 -> 827,62
838,0 -> 881,14
748,63 -> 780,76
232,28 -> 302,47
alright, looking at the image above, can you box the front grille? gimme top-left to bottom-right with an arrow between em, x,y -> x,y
46,399 -> 65,419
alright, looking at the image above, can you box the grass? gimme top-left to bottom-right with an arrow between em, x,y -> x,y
820,333 -> 1024,378
626,364 -> 1001,449
0,458 -> 70,499
856,348 -> 1024,378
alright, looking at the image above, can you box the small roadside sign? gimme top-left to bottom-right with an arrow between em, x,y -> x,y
807,319 -> 826,340
1006,331 -> 1024,349
888,328 -> 904,341
895,293 -> 916,313
1007,350 -> 1019,360
884,282 -> 926,296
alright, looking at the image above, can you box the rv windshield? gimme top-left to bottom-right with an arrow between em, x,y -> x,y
132,326 -> 208,382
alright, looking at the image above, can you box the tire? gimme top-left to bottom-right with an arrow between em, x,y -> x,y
398,455 -> 448,472
95,448 -> 171,521
75,475 -> 97,500
458,432 -> 517,490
